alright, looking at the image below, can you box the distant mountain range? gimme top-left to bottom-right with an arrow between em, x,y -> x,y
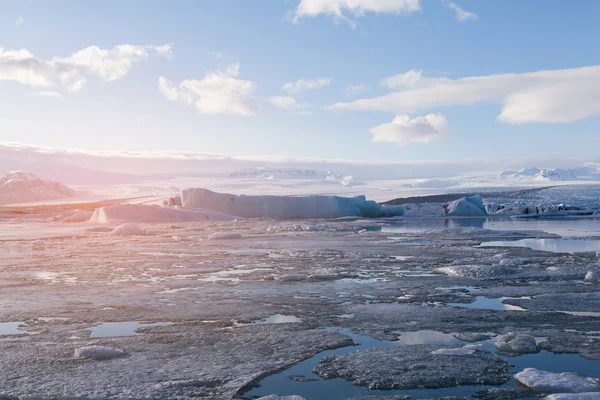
501,166 -> 600,182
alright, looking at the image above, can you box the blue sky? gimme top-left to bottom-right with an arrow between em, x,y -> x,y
1,0 -> 600,163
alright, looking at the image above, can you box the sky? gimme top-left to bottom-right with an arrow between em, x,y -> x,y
2,0 -> 600,164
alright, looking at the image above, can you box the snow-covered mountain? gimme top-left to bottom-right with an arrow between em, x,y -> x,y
501,166 -> 600,182
0,171 -> 76,205
228,167 -> 362,186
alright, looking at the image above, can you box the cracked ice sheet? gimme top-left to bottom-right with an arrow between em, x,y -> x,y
1,212 -> 600,398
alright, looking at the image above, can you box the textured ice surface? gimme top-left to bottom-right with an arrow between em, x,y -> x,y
74,345 -> 126,360
91,203 -> 236,223
111,223 -> 146,236
313,344 -> 510,390
515,368 -> 600,393
208,232 -> 243,240
494,333 -> 539,355
447,195 -> 487,217
545,394 -> 600,400
181,188 -> 404,218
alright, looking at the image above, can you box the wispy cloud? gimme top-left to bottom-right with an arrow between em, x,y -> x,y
293,0 -> 421,28
159,63 -> 258,116
16,16 -> 25,27
330,66 -> 600,124
442,0 -> 477,22
370,113 -> 448,146
0,44 -> 172,93
31,91 -> 63,100
282,77 -> 331,94
269,95 -> 313,114
345,83 -> 370,96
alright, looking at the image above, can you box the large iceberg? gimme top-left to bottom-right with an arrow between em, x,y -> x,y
90,203 -> 237,223
181,188 -> 404,219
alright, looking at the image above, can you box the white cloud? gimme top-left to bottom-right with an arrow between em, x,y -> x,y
269,95 -> 313,111
443,0 -> 477,22
380,69 -> 450,89
345,83 -> 370,96
159,63 -> 258,116
0,44 -> 171,93
293,0 -> 421,27
31,91 -> 63,100
16,16 -> 25,27
330,66 -> 600,124
370,113 -> 447,146
282,77 -> 331,93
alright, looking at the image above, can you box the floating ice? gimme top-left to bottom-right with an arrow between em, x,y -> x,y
91,203 -> 236,223
585,271 -> 600,282
181,188 -> 404,219
255,395 -> 306,400
431,347 -> 475,356
207,232 -> 242,240
545,393 -> 600,400
111,223 -> 146,236
515,368 -> 600,393
447,195 -> 487,217
494,333 -> 539,355
75,346 -> 126,360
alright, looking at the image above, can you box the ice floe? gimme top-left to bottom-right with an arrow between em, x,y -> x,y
515,368 -> 600,393
493,333 -> 539,355
111,223 -> 147,236
74,346 -> 126,360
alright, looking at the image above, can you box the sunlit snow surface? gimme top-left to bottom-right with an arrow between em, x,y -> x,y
1,187 -> 600,399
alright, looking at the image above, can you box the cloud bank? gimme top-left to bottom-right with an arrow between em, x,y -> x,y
0,44 -> 172,93
293,0 -> 421,27
331,65 -> 600,124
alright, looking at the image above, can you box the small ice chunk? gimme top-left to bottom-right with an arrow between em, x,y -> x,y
515,368 -> 600,393
431,347 -> 475,356
454,332 -> 492,342
207,232 -> 242,240
545,394 -> 600,400
585,271 -> 600,282
111,223 -> 146,236
494,333 -> 539,355
75,346 -> 126,360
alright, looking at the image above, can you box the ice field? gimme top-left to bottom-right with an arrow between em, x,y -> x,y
1,178 -> 600,400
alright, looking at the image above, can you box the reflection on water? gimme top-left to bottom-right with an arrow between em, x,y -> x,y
243,328 -> 600,400
383,217 -> 600,238
481,238 -> 600,253
449,296 -> 527,311
89,321 -> 171,337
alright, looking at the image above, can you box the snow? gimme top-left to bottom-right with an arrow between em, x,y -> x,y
75,346 -> 126,360
545,394 -> 600,400
180,188 -> 404,219
494,333 -> 539,355
90,203 -> 237,224
0,171 -> 75,205
502,166 -> 600,182
585,271 -> 600,282
431,347 -> 475,356
207,232 -> 242,240
111,223 -> 147,236
515,368 -> 600,393
447,195 -> 487,217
